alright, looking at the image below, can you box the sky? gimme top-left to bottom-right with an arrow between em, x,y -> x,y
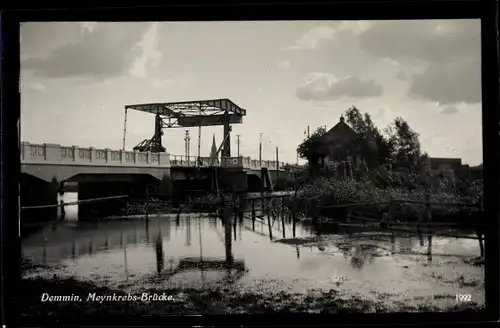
20,20 -> 482,165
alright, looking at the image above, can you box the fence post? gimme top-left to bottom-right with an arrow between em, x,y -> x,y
346,206 -> 352,224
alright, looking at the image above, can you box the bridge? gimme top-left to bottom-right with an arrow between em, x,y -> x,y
21,141 -> 287,221
20,98 -> 293,223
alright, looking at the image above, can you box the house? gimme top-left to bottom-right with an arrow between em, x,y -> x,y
318,115 -> 366,171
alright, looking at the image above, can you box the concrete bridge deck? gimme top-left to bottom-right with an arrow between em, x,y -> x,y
21,142 -> 285,183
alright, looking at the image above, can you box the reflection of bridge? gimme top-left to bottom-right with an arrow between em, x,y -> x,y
23,214 -> 247,286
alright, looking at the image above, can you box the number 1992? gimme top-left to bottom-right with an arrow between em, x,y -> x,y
456,294 -> 472,302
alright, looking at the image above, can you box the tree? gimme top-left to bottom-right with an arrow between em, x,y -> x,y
344,106 -> 394,168
385,117 -> 423,171
297,126 -> 327,174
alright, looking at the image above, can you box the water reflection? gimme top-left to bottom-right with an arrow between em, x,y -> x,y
427,234 -> 433,262
22,206 -> 483,300
350,245 -> 365,270
155,229 -> 164,274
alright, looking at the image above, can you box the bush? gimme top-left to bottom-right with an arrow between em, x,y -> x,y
293,170 -> 482,222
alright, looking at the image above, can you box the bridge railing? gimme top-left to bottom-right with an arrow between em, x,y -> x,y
21,142 -> 170,167
21,142 -> 287,170
165,154 -> 285,170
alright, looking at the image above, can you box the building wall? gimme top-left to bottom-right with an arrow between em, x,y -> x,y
321,120 -> 363,170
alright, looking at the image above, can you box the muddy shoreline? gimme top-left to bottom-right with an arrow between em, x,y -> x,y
19,275 -> 483,320
20,229 -> 485,319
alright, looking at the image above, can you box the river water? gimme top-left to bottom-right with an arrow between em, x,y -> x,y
22,192 -> 485,311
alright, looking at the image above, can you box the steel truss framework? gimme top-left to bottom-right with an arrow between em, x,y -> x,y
125,98 -> 246,128
123,98 -> 247,157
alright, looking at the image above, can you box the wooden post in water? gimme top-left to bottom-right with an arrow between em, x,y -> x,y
281,197 -> 286,238
281,212 -> 286,238
238,194 -> 245,222
251,199 -> 256,230
223,207 -> 234,265
233,209 -> 237,241
145,185 -> 150,220
281,195 -> 285,219
389,198 -> 396,223
427,234 -> 433,262
276,147 -> 279,190
60,200 -> 66,221
477,196 -> 484,258
424,192 -> 432,230
267,202 -> 273,240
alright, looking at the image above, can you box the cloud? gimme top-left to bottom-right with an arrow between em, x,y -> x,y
21,22 -> 152,80
277,60 -> 291,70
20,22 -> 84,60
283,25 -> 338,51
440,106 -> 459,115
396,71 -> 409,82
296,73 -> 383,101
129,23 -> 163,79
409,60 -> 481,105
150,76 -> 193,89
23,81 -> 46,93
284,22 -> 372,52
373,106 -> 387,118
359,19 -> 481,105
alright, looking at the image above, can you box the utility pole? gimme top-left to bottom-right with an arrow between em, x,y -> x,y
307,126 -> 310,138
197,108 -> 202,164
259,133 -> 263,166
236,134 -> 241,157
184,130 -> 190,159
275,146 -> 279,177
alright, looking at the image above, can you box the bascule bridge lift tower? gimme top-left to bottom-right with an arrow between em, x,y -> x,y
122,98 -> 247,159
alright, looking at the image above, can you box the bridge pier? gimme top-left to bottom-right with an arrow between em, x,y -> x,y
78,181 -> 144,220
218,168 -> 248,192
21,176 -> 58,224
151,173 -> 173,199
247,173 -> 264,193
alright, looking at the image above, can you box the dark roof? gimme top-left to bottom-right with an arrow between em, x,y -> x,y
429,157 -> 462,165
316,116 -> 359,155
325,116 -> 358,139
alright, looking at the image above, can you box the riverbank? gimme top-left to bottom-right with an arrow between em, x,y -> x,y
19,275 -> 483,321
20,225 -> 485,320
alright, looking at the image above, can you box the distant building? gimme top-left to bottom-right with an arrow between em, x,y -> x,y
427,157 -> 483,180
318,115 -> 366,171
461,163 -> 483,180
428,157 -> 463,172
